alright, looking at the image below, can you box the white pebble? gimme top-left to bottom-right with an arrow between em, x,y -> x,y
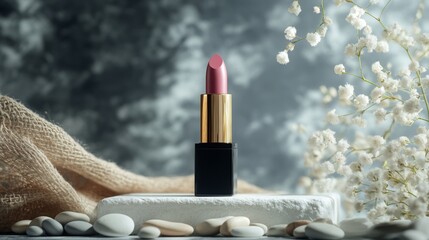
138,226 -> 161,239
231,226 -> 264,237
94,213 -> 134,237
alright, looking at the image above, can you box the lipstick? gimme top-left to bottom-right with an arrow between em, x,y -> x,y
195,54 -> 237,196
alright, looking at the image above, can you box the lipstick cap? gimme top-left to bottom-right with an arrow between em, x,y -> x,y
195,143 -> 237,196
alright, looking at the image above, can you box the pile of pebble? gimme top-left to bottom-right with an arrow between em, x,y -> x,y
10,211 -> 429,239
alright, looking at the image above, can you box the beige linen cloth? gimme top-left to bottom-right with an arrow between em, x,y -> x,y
0,95 -> 263,232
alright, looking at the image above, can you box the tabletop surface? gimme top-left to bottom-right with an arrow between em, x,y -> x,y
0,236 -> 370,240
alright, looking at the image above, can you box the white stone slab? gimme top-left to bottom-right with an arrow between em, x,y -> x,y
96,194 -> 339,233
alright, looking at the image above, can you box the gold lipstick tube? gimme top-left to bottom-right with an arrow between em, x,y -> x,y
200,94 -> 232,143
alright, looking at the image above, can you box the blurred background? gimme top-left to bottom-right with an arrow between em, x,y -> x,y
0,0 -> 419,191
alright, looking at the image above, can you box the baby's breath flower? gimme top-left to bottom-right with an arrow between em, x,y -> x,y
313,6 -> 320,14
374,108 -> 387,123
403,97 -> 421,114
276,50 -> 289,65
337,139 -> 350,153
353,94 -> 369,110
326,109 -> 340,124
284,26 -> 297,40
288,0 -> 301,16
338,84 -> 354,103
334,64 -> 346,75
306,32 -> 321,47
370,86 -> 385,103
371,61 -> 383,74
344,43 -> 358,56
346,6 -> 367,30
375,40 -> 389,53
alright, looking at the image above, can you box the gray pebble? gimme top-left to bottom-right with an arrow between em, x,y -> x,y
339,217 -> 372,238
293,225 -> 307,238
411,217 -> 429,236
398,229 -> 426,240
138,226 -> 161,239
366,221 -> 411,239
42,218 -> 63,236
65,221 -> 95,236
267,224 -> 287,236
305,222 -> 344,240
250,223 -> 268,234
55,211 -> 90,225
26,226 -> 45,236
231,226 -> 264,237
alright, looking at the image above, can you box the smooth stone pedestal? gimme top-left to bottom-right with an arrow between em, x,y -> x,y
96,193 -> 339,233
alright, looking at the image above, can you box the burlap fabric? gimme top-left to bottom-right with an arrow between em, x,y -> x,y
0,96 -> 263,232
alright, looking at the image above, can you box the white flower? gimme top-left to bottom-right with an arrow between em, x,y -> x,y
337,139 -> 350,153
364,35 -> 378,52
276,51 -> 289,65
306,32 -> 321,47
414,134 -> 427,150
382,78 -> 399,93
370,86 -> 385,103
374,108 -> 387,123
321,161 -> 335,174
363,26 -> 372,35
358,152 -> 373,165
313,6 -> 320,14
284,26 -> 297,40
400,75 -> 413,89
318,24 -> 328,37
334,64 -> 346,75
371,61 -> 383,74
288,0 -> 302,16
375,40 -> 389,52
339,84 -> 354,103
346,6 -> 367,30
326,109 -> 340,125
344,44 -> 358,56
370,135 -> 386,148
352,116 -> 367,127
404,97 -> 421,113
370,0 -> 380,4
354,94 -> 369,110
335,0 -> 345,6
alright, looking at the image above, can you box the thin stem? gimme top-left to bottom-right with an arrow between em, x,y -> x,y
343,72 -> 379,87
379,0 -> 392,19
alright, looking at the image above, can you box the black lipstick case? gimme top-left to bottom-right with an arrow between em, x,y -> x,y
195,143 -> 237,196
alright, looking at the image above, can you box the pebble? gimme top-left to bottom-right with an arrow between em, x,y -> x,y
286,220 -> 311,236
55,211 -> 90,224
26,226 -> 45,236
305,222 -> 345,240
410,217 -> 429,236
314,218 -> 333,224
250,223 -> 268,234
143,219 -> 193,236
366,221 -> 411,239
220,216 -> 250,236
11,220 -> 31,234
293,225 -> 307,238
267,224 -> 288,236
231,226 -> 264,237
29,216 -> 51,227
138,226 -> 161,239
195,216 -> 233,236
94,213 -> 134,237
42,218 -> 63,236
339,217 -> 372,238
398,229 -> 426,240
64,221 -> 95,236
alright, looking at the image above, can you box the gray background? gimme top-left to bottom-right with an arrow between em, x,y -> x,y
0,0 -> 421,191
